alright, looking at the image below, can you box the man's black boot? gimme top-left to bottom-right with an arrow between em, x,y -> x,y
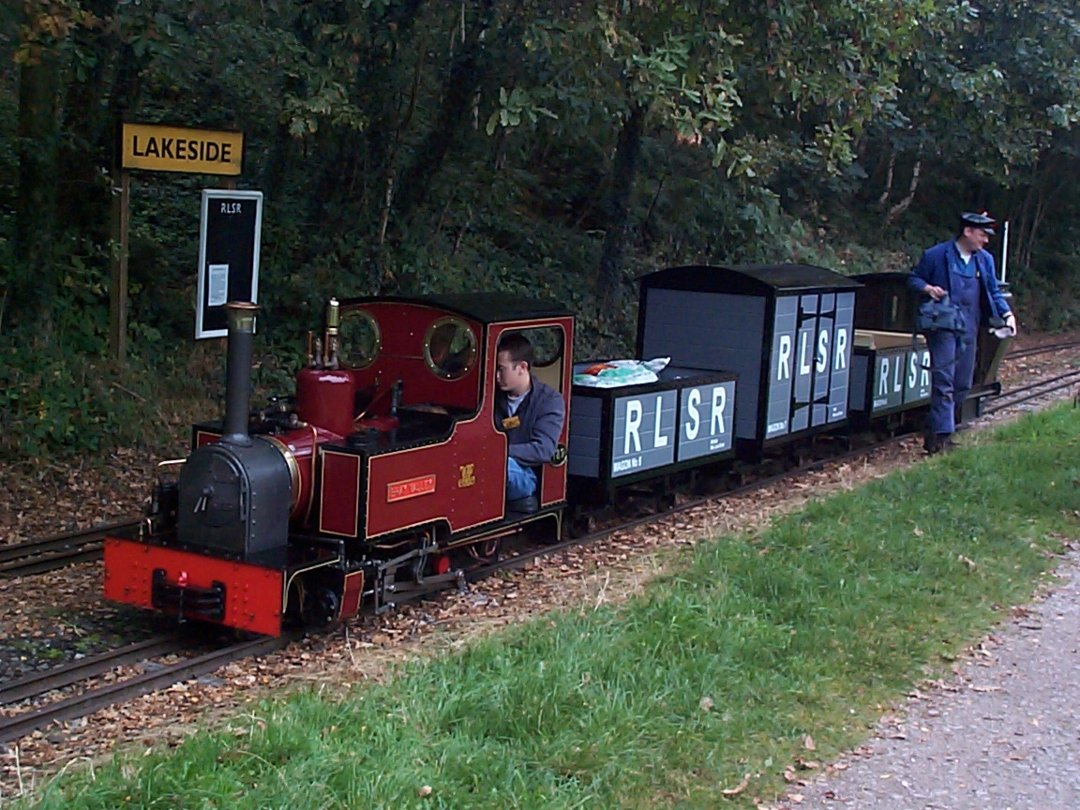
924,432 -> 941,454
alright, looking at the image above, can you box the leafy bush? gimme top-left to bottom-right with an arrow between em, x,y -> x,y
0,334 -> 222,461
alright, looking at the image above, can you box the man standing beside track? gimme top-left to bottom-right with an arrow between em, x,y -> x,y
909,211 -> 1016,454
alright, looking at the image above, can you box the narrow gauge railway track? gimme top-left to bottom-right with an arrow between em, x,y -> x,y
0,632 -> 300,745
984,368 -> 1080,416
2,382 -> 1069,746
0,636 -> 188,708
1005,339 -> 1080,361
1,340 -> 1075,742
0,519 -> 140,578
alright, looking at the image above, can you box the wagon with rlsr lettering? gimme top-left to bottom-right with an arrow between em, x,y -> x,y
567,366 -> 736,506
852,271 -> 1012,422
636,265 -> 860,458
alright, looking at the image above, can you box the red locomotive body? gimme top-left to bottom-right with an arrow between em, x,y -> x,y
105,295 -> 573,634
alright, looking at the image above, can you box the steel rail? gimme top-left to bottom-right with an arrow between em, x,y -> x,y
1005,340 -> 1080,361
0,520 -> 140,578
0,547 -> 105,578
0,636 -> 188,707
984,369 -> 1080,416
0,632 -> 301,745
0,520 -> 139,560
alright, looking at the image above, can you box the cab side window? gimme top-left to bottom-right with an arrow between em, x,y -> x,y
338,309 -> 380,369
516,326 -> 565,392
425,317 -> 477,380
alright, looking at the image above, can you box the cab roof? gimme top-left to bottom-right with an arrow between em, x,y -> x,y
340,293 -> 572,325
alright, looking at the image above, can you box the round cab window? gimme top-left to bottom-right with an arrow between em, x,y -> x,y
520,326 -> 564,367
338,309 -> 380,369
425,318 -> 477,380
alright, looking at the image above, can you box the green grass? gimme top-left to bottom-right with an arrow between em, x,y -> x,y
22,406 -> 1080,808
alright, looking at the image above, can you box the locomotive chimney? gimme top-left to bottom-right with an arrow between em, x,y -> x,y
222,301 -> 259,446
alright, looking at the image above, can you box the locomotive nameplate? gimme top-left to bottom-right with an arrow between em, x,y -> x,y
387,474 -> 437,502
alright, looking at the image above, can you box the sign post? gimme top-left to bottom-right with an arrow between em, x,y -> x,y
195,190 -> 263,339
109,172 -> 131,359
111,122 -> 245,359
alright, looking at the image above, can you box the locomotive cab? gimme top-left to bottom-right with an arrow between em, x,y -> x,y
310,294 -> 573,543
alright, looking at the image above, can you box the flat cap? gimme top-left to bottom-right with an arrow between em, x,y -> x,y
960,211 -> 996,235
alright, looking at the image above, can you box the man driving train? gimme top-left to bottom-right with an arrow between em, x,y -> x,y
494,332 -> 565,511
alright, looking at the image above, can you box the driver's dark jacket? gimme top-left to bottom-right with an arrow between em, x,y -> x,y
494,378 -> 565,466
907,241 -> 1012,323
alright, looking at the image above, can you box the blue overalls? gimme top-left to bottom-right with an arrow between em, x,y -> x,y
926,248 -> 982,436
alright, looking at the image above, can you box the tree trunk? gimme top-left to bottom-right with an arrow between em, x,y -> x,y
597,102 -> 646,314
56,0 -> 119,240
391,0 -> 500,223
12,45 -> 60,330
877,150 -> 895,207
884,159 -> 921,226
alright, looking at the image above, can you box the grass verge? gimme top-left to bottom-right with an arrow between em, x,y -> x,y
22,406 -> 1080,808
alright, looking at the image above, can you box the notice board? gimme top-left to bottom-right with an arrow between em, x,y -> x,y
196,190 -> 263,339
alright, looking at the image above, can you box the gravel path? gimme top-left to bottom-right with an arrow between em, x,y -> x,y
780,548 -> 1080,809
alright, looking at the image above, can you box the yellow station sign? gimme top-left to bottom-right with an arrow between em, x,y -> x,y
121,123 -> 244,175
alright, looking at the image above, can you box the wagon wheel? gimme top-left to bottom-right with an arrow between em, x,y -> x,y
565,507 -> 597,539
654,490 -> 677,513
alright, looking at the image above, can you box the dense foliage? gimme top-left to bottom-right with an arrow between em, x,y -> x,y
3,0 -> 1080,457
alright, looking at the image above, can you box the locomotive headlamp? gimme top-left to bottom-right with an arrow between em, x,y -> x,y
226,301 -> 259,335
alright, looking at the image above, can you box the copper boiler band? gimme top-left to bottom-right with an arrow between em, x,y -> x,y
303,424 -> 319,527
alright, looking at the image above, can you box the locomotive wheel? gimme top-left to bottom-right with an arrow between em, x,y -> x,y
286,576 -> 341,627
303,586 -> 340,626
